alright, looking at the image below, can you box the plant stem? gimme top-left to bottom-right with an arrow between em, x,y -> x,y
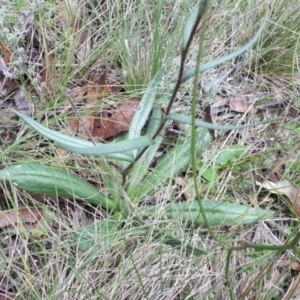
225,230 -> 300,300
189,0 -> 224,244
122,0 -> 208,183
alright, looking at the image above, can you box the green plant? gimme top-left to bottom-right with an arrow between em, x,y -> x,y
0,1 -> 291,298
5,3 -> 263,232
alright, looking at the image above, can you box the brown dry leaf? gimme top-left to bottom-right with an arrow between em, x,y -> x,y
279,257 -> 300,271
256,179 -> 300,216
229,97 -> 257,113
93,97 -> 140,139
0,88 -> 33,129
66,75 -> 138,140
68,75 -> 111,105
282,272 -> 300,300
85,81 -> 112,105
68,86 -> 89,102
0,42 -> 17,96
66,78 -> 112,136
0,41 -> 13,63
13,89 -> 34,117
0,207 -> 43,229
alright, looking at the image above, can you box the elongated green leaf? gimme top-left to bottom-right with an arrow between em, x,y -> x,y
181,18 -> 267,83
152,228 -> 206,255
0,164 -> 116,211
14,110 -> 154,161
129,66 -> 164,139
119,201 -> 206,255
165,113 -> 278,130
182,3 -> 206,53
141,200 -> 274,226
75,216 -> 206,255
75,220 -> 120,250
56,135 -> 154,156
216,144 -> 245,165
133,128 -> 211,200
128,66 -> 164,157
127,106 -> 165,196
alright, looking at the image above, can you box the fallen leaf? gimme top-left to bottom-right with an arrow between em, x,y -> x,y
93,97 -> 140,139
282,272 -> 300,300
13,89 -> 34,117
229,97 -> 257,113
256,179 -> 300,216
85,81 -> 112,105
0,41 -> 13,63
65,72 -> 139,140
278,257 -> 300,271
66,76 -> 112,137
0,207 -> 43,229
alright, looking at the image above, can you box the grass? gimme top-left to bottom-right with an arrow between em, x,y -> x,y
1,0 -> 300,299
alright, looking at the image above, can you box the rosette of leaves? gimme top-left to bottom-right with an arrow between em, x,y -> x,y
0,2 -> 272,255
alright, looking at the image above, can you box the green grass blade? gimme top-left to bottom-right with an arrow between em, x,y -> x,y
181,17 -> 267,83
165,112 -> 278,130
141,200 -> 274,226
15,110 -> 154,161
0,164 -> 116,211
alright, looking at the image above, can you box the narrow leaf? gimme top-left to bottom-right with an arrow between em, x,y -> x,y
129,66 -> 164,139
15,110 -> 154,161
128,66 -> 164,157
75,220 -> 120,250
0,164 -> 116,211
216,144 -> 245,165
127,106 -> 165,196
119,201 -> 206,255
181,18 -> 267,83
56,135 -> 154,156
165,112 -> 278,130
141,200 -> 274,226
182,4 -> 205,53
133,128 -> 211,199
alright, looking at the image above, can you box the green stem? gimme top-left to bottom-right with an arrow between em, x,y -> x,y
190,0 -> 223,244
225,231 -> 300,300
